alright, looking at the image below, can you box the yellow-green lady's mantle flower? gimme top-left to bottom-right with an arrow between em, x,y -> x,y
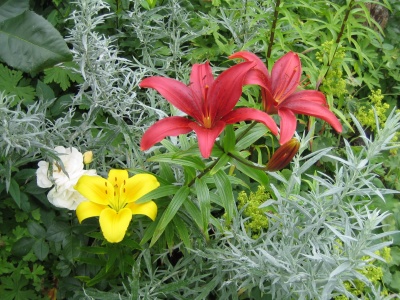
74,169 -> 159,243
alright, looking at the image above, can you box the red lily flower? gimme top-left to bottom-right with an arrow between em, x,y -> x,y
139,61 -> 278,158
229,51 -> 342,145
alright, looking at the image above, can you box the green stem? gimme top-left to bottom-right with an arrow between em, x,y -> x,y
316,0 -> 354,90
187,157 -> 221,187
226,151 -> 268,171
266,0 -> 281,60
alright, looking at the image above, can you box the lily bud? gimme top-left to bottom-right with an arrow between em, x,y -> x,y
83,151 -> 93,165
266,138 -> 300,171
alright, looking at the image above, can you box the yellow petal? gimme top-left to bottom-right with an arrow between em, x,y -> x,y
107,169 -> 128,192
99,207 -> 132,243
76,201 -> 106,223
123,174 -> 160,203
74,175 -> 113,205
126,200 -> 158,221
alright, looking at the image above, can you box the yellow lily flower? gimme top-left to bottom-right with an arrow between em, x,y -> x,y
74,169 -> 159,243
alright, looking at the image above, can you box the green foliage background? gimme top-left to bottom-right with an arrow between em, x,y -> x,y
0,0 -> 399,299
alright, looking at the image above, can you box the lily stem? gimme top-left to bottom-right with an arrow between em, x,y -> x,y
226,151 -> 269,171
187,157 -> 221,187
266,0 -> 281,60
316,0 -> 354,90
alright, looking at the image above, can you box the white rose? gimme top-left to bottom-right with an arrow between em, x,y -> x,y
36,161 -> 53,188
36,146 -> 97,210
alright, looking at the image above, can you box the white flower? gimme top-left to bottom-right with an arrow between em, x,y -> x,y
36,146 -> 97,210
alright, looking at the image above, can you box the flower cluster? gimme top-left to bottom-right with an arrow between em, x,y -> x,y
140,51 -> 342,156
36,146 -> 97,210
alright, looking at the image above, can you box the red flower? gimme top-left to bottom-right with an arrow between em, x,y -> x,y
139,62 -> 278,158
229,51 -> 342,145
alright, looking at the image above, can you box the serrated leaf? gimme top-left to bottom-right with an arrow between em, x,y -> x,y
0,63 -> 35,105
27,221 -> 46,239
0,10 -> 72,73
150,186 -> 189,247
11,237 -> 35,257
43,61 -> 83,91
0,0 -> 29,22
33,239 -> 49,261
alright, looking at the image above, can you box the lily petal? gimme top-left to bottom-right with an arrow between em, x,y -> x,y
189,120 -> 226,158
126,200 -> 158,221
208,62 -> 254,121
140,116 -> 193,150
76,201 -> 106,223
99,207 -> 132,243
189,62 -> 214,116
123,174 -> 160,203
229,51 -> 270,81
74,175 -> 113,206
271,52 -> 301,102
221,108 -> 279,136
140,77 -> 202,121
278,108 -> 298,145
280,92 -> 343,133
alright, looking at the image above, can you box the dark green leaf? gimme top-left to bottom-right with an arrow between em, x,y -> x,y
27,221 -> 46,239
33,239 -> 49,261
0,0 -> 29,22
8,178 -> 20,208
233,157 -> 269,186
0,10 -> 72,72
11,237 -> 34,257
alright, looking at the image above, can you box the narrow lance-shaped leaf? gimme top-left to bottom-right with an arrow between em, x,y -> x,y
0,10 -> 72,73
195,177 -> 211,234
150,186 -> 190,247
214,170 -> 235,223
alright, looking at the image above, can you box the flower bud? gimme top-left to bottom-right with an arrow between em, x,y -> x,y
83,151 -> 93,164
266,138 -> 300,171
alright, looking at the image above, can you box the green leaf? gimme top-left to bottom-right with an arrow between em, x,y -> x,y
172,216 -> 191,249
209,153 -> 231,175
11,237 -> 35,257
232,157 -> 269,186
8,178 -> 21,208
150,186 -> 189,247
223,124 -> 236,152
195,177 -> 211,234
148,153 -> 206,171
0,10 -> 72,73
0,63 -> 35,105
214,170 -> 235,223
27,221 -> 46,239
32,239 -> 49,261
135,185 -> 180,204
0,0 -> 29,22
235,123 -> 269,151
43,61 -> 84,91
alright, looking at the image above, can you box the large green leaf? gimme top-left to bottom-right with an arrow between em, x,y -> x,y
0,0 -> 29,22
0,10 -> 72,72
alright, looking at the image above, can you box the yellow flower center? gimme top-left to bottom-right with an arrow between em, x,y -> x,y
203,115 -> 212,128
106,177 -> 128,212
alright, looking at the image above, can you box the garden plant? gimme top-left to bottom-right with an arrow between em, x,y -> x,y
0,0 -> 400,299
